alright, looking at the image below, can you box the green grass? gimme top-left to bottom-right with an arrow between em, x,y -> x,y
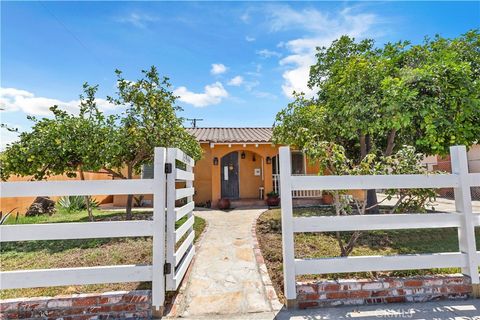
256,208 -> 479,302
0,209 -> 206,299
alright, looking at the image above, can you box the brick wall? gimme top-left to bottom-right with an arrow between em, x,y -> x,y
0,290 -> 151,320
296,275 -> 471,309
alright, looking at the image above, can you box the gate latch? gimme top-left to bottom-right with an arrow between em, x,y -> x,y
164,263 -> 172,275
165,163 -> 172,174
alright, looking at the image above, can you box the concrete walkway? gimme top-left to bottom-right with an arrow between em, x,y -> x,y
174,209 -> 275,318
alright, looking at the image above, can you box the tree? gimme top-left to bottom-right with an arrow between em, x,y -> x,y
304,142 -> 436,256
104,66 -> 202,220
274,30 -> 480,211
0,84 -> 110,221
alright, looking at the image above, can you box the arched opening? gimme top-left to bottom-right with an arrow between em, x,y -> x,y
220,150 -> 265,200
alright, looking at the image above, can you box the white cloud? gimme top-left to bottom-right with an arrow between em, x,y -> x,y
256,49 -> 282,58
266,5 -> 380,98
227,76 -> 244,86
210,63 -> 227,75
116,12 -> 158,28
0,87 -> 116,116
174,82 -> 228,107
0,122 -> 22,150
245,36 -> 256,42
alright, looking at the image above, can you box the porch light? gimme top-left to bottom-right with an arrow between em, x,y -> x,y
266,156 -> 271,164
241,151 -> 246,159
213,157 -> 219,165
253,155 -> 256,162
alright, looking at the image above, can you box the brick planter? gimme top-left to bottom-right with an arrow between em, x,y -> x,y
296,275 -> 471,309
0,290 -> 151,319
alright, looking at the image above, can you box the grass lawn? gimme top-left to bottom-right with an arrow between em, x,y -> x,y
0,209 -> 206,299
256,207 -> 479,302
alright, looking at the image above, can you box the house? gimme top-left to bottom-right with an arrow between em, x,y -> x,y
186,127 -> 322,208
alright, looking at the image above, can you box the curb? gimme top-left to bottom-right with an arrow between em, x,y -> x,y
251,210 -> 284,312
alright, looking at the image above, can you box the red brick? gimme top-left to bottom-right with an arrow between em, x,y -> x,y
371,290 -> 390,297
385,296 -> 406,303
111,304 -> 136,312
298,301 -> 319,309
447,285 -> 472,294
348,290 -> 371,299
322,284 -> 340,291
72,296 -> 98,307
326,291 -> 349,299
404,280 -> 423,287
0,302 -> 18,312
444,277 -> 467,285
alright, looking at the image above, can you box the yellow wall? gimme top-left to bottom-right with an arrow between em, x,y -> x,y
193,143 -> 278,207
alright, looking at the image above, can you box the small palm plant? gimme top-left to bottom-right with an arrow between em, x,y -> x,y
57,196 -> 99,213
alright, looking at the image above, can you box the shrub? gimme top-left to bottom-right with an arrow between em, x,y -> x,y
57,196 -> 99,212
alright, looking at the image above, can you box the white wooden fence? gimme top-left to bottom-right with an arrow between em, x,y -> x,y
0,147 -> 195,311
279,145 -> 480,303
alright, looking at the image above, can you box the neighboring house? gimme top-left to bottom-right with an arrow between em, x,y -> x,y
186,127 -> 322,208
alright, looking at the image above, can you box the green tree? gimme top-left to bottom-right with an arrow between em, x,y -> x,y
0,84 -> 110,221
104,66 -> 201,220
274,30 -> 480,211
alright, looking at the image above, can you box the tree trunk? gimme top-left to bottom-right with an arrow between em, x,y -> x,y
364,134 -> 380,214
385,129 -> 396,156
359,133 -> 367,160
79,168 -> 94,221
125,165 -> 134,220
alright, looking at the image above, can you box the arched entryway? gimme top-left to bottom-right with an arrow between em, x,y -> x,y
220,150 -> 264,200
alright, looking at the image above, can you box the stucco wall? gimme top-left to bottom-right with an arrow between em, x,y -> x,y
1,172 -> 113,215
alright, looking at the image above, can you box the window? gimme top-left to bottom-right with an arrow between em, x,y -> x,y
291,152 -> 305,175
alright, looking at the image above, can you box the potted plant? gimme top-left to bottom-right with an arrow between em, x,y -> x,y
266,191 -> 280,207
218,198 -> 231,210
322,191 -> 334,205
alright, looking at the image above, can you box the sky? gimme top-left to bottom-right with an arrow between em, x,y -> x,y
1,1 -> 479,149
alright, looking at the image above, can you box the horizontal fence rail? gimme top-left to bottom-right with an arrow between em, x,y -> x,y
0,220 -> 154,242
1,265 -> 152,290
279,145 -> 480,303
1,179 -> 154,198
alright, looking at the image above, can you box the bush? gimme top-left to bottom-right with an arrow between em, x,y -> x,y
57,196 -> 99,212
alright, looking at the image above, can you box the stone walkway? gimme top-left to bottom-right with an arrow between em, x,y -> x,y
172,209 -> 277,318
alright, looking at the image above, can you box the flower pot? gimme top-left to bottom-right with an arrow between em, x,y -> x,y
266,196 -> 280,207
218,198 -> 231,210
322,193 -> 334,205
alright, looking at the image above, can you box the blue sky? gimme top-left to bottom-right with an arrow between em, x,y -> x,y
1,1 -> 479,149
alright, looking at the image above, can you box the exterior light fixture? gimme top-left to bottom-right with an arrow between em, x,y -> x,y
241,151 -> 246,159
253,155 -> 256,162
213,157 -> 219,165
266,156 -> 272,164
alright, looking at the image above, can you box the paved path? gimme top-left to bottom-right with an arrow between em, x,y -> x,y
175,299 -> 480,319
174,209 -> 275,318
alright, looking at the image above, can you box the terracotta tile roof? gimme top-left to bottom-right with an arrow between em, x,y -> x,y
187,127 -> 273,143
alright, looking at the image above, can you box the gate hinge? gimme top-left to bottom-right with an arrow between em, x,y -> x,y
165,163 -> 172,174
164,263 -> 172,275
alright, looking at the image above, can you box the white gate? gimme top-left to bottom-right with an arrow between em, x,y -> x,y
278,145 -> 480,306
165,148 -> 196,291
0,147 -> 196,312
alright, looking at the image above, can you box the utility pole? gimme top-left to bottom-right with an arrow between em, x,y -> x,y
186,118 -> 203,128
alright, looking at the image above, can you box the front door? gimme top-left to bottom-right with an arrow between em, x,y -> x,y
221,152 -> 239,199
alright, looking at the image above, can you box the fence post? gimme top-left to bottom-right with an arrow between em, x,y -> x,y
165,148 -> 177,290
279,146 -> 296,307
152,147 -> 166,315
450,145 -> 479,296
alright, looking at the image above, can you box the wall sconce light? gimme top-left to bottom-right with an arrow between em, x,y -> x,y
266,156 -> 272,164
241,151 -> 246,159
253,155 -> 256,162
213,157 -> 219,165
